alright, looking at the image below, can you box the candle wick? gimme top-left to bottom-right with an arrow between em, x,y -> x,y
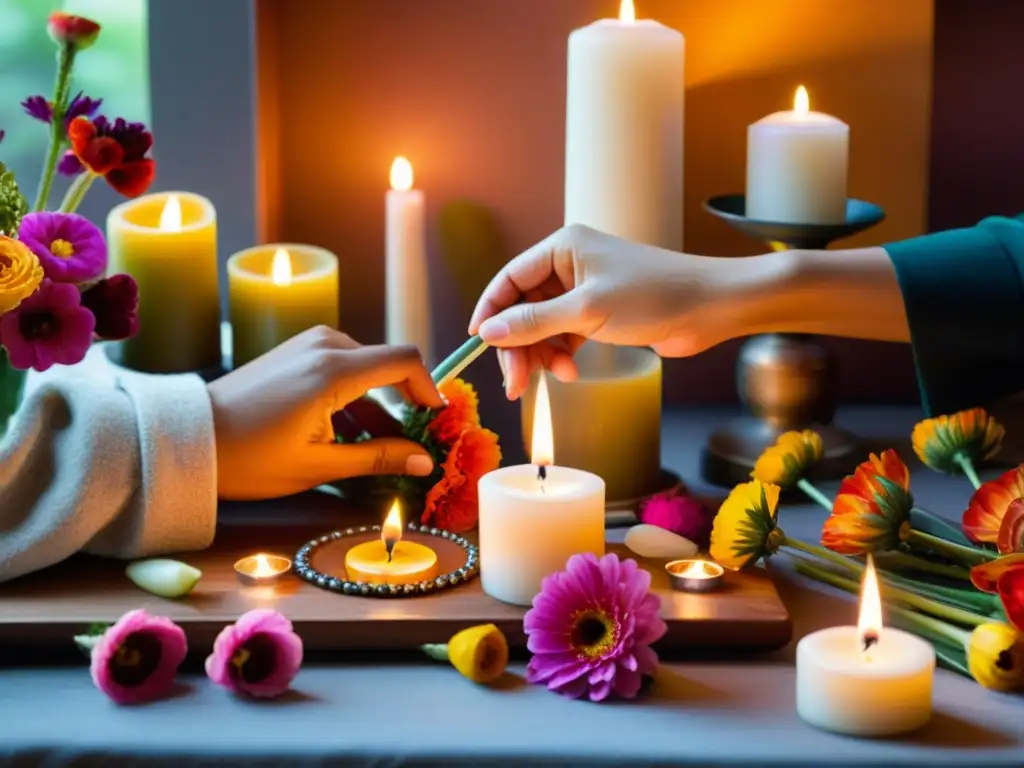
385,538 -> 397,562
537,464 -> 547,493
862,631 -> 879,653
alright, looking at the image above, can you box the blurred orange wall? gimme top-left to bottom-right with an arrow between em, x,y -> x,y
255,0 -> 932,403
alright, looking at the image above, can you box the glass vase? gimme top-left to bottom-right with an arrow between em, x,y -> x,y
0,348 -> 27,437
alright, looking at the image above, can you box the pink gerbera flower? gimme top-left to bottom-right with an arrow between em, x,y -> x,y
205,609 -> 303,698
88,609 -> 187,705
524,553 -> 666,702
0,279 -> 95,371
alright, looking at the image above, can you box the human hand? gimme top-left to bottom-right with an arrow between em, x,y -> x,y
469,224 -> 782,399
207,326 -> 443,500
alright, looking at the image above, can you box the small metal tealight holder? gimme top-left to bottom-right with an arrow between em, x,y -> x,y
701,195 -> 886,486
666,559 -> 725,593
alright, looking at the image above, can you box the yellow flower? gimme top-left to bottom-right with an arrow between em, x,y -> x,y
966,622 -> 1024,692
0,236 -> 43,315
751,430 -> 823,487
710,480 -> 782,571
912,408 -> 1003,477
422,623 -> 508,684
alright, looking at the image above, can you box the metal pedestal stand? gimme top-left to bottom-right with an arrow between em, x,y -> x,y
700,195 -> 886,487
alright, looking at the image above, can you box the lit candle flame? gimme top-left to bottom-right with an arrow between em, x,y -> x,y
794,85 -> 810,116
858,554 -> 883,653
390,156 -> 414,191
531,374 -> 554,467
619,0 -> 636,23
159,194 -> 182,232
681,560 -> 710,578
271,247 -> 292,287
382,498 -> 404,549
253,554 -> 276,578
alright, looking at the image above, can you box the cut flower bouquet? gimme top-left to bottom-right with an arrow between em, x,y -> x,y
0,11 -> 154,428
712,407 -> 1023,692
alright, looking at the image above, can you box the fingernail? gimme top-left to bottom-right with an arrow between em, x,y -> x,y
480,319 -> 510,342
406,454 -> 434,476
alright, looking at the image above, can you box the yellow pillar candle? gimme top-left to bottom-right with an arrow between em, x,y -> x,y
227,244 -> 339,368
521,343 -> 662,502
106,192 -> 220,373
344,500 -> 439,585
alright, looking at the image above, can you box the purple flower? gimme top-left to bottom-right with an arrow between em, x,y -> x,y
640,487 -> 714,548
524,553 -> 666,702
21,91 -> 101,127
58,151 -> 84,176
81,274 -> 139,340
205,609 -> 304,698
0,280 -> 95,371
18,211 -> 106,284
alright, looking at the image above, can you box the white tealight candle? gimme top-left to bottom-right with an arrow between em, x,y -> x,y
746,86 -> 849,225
478,375 -> 606,606
796,557 -> 935,737
385,156 -> 432,365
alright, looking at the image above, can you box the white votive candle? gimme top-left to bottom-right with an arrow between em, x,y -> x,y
746,86 -> 849,224
385,156 -> 432,365
796,557 -> 934,736
478,376 -> 605,606
564,0 -> 684,249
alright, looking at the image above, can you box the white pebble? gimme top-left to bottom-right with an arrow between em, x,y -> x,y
624,524 -> 698,560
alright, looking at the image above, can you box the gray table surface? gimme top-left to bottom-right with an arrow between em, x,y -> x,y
1,407 -> 1022,767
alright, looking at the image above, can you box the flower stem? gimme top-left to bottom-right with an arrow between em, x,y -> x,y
795,561 -> 986,628
58,172 -> 95,214
930,642 -> 972,678
903,528 -> 997,567
33,45 -> 76,212
953,452 -> 983,490
780,536 -> 859,574
421,643 -> 450,662
796,478 -> 833,510
876,550 -> 971,581
432,336 -> 488,387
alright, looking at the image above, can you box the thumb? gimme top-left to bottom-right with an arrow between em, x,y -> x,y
478,294 -> 588,347
310,438 -> 435,480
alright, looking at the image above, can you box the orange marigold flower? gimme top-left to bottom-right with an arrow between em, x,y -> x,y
422,427 -> 501,533
428,378 -> 481,447
999,499 -> 1024,555
821,449 -> 912,555
971,555 -> 1024,634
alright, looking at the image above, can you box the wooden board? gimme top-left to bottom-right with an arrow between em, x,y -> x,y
0,518 -> 791,653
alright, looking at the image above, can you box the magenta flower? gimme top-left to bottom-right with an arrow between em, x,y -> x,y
89,609 -> 187,705
59,151 -> 84,176
524,553 -> 666,702
0,280 -> 95,371
18,211 -> 106,284
82,274 -> 139,340
640,487 -> 713,548
205,609 -> 303,698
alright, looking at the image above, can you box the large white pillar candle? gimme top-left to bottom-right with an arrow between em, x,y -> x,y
478,376 -> 606,606
564,0 -> 684,249
796,558 -> 934,736
385,156 -> 432,365
746,86 -> 849,224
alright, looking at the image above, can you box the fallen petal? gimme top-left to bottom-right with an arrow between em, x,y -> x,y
126,559 -> 201,598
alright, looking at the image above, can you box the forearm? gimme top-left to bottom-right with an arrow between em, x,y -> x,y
749,246 -> 910,342
0,373 -> 217,583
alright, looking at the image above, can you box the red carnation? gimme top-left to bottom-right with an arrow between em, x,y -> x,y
81,274 -> 140,341
68,116 -> 155,198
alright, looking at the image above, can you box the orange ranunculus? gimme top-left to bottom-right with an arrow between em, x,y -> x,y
963,465 -> 1024,545
821,449 -> 913,555
971,555 -> 1024,633
422,427 -> 501,533
999,499 -> 1024,555
428,378 -> 481,447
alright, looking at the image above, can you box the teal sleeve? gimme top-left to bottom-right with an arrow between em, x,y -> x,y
884,214 -> 1024,416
